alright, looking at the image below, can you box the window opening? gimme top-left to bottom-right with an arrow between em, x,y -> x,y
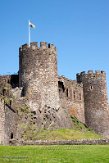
10,132 -> 14,139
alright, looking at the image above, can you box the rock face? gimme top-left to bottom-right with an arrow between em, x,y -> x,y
77,70 -> 109,136
19,42 -> 72,129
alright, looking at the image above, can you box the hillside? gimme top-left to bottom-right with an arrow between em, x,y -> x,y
22,116 -> 102,141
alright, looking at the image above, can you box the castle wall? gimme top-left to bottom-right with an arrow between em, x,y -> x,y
0,75 -> 19,93
4,104 -> 18,145
0,99 -> 18,145
1,40 -> 109,140
0,76 -> 19,144
77,70 -> 109,136
19,42 -> 72,129
0,99 -> 5,144
0,76 -> 10,96
19,42 -> 59,110
58,76 -> 85,123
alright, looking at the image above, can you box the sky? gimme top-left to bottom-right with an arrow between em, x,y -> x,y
0,0 -> 109,94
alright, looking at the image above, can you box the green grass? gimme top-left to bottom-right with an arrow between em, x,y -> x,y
0,145 -> 109,163
22,116 -> 102,141
30,128 -> 102,140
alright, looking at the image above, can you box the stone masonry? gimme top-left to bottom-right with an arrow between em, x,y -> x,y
0,99 -> 18,145
77,70 -> 109,135
19,42 -> 72,129
0,99 -> 5,144
0,41 -> 109,144
58,76 -> 85,123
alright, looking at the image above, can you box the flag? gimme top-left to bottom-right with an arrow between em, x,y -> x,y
29,21 -> 36,28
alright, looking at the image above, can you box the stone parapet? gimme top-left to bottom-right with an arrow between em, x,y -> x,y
20,42 -> 56,51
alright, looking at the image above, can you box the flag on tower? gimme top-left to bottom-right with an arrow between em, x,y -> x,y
29,21 -> 36,28
28,20 -> 36,47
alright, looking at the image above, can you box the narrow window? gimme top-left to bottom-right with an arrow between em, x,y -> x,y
73,91 -> 76,100
66,89 -> 68,97
90,86 -> 93,90
79,93 -> 81,100
10,132 -> 13,139
21,87 -> 25,97
3,89 -> 6,96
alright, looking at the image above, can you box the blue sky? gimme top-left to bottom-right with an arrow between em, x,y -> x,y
0,0 -> 109,93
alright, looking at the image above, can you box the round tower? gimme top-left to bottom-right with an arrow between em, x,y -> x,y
19,42 -> 59,109
77,70 -> 109,136
19,42 -> 72,129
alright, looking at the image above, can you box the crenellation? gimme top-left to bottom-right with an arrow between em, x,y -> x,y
19,41 -> 72,130
88,70 -> 93,74
48,43 -> 56,49
20,42 -> 56,52
95,70 -> 101,74
40,42 -> 47,48
0,40 -> 109,145
77,70 -> 106,82
78,69 -> 109,136
101,70 -> 105,74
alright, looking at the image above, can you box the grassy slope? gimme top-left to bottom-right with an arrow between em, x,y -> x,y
0,145 -> 109,163
31,128 -> 102,140
22,116 -> 103,140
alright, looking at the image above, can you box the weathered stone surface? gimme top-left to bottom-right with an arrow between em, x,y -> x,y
18,139 -> 109,145
58,76 -> 85,123
0,99 -> 5,144
77,71 -> 109,136
0,41 -> 109,145
0,99 -> 18,145
19,42 -> 72,129
4,104 -> 18,145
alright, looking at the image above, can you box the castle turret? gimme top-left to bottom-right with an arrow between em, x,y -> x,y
19,42 -> 59,109
19,42 -> 72,129
77,70 -> 109,136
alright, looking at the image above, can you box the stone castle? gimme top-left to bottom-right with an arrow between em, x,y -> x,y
0,41 -> 109,145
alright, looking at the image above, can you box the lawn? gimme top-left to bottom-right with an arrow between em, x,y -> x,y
0,145 -> 109,163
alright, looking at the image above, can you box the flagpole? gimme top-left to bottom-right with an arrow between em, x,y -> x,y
28,20 -> 35,47
28,20 -> 30,47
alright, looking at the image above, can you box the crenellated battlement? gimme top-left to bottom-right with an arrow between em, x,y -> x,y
76,70 -> 106,83
77,70 -> 105,76
20,42 -> 56,51
1,37 -> 109,145
77,69 -> 109,136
